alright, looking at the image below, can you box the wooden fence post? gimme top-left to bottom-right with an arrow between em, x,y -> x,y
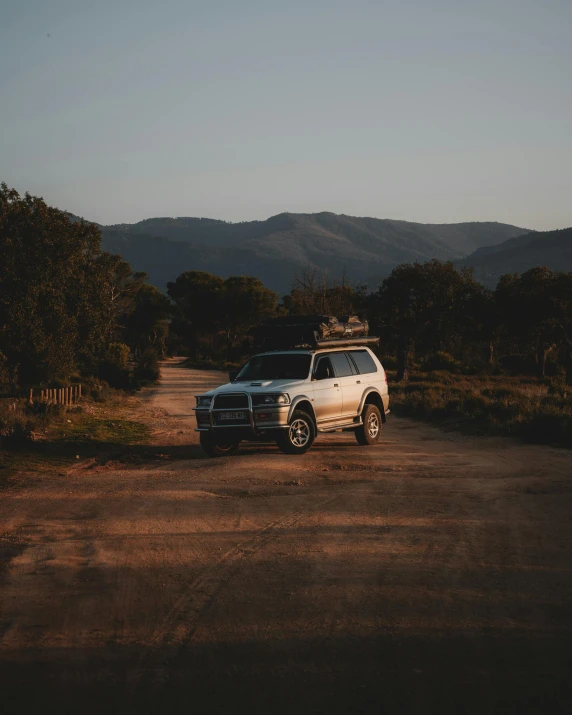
79,384 -> 82,399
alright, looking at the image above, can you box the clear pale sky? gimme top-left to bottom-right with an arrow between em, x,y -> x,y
1,0 -> 571,229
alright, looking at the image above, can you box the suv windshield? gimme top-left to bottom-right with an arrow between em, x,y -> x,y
236,354 -> 311,381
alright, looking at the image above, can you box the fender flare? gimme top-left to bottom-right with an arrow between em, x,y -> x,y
287,395 -> 316,424
357,388 -> 386,422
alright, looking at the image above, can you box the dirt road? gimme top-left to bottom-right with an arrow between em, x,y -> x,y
1,359 -> 572,714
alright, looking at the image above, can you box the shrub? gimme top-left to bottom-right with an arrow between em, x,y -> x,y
133,349 -> 160,386
547,376 -> 569,399
98,343 -> 131,389
421,352 -> 462,373
0,407 -> 42,444
0,351 -> 15,396
379,355 -> 397,370
390,370 -> 572,448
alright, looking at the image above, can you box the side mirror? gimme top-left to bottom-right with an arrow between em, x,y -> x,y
229,370 -> 239,383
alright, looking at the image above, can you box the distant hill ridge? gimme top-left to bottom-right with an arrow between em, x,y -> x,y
458,227 -> 572,287
96,211 -> 528,293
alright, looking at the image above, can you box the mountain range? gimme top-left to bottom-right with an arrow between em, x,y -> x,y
456,227 -> 572,287
97,212 -> 531,294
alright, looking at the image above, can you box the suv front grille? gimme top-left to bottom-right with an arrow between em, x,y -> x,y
213,394 -> 249,410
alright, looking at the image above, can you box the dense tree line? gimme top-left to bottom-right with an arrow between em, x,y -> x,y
367,261 -> 572,383
3,184 -> 570,392
169,260 -> 572,384
0,185 -> 170,393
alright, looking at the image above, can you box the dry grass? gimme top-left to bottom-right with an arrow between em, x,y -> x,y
388,371 -> 572,447
0,395 -> 149,481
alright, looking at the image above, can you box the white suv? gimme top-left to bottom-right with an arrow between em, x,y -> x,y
194,346 -> 389,457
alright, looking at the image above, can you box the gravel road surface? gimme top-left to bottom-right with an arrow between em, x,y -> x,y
1,359 -> 571,714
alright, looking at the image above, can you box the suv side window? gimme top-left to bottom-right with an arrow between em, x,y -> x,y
330,352 -> 355,377
314,356 -> 334,380
348,350 -> 378,374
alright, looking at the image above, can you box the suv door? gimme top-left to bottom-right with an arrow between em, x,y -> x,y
329,351 -> 362,417
312,355 -> 342,423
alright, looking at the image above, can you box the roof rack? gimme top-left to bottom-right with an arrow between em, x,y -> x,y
314,336 -> 380,348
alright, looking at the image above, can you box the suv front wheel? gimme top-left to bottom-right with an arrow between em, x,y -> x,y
276,410 -> 315,455
355,404 -> 382,446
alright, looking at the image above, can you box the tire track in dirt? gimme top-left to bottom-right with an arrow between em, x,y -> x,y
124,491 -> 342,708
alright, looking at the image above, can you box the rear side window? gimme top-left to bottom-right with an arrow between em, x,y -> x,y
349,350 -> 378,374
330,352 -> 354,377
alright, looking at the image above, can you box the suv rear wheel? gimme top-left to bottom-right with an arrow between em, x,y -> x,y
355,404 -> 382,446
200,432 -> 240,458
276,410 -> 315,455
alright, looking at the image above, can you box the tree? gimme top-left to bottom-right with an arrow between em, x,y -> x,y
168,271 -> 277,360
367,260 -> 487,380
284,267 -> 364,316
0,184 -> 169,390
125,284 -> 171,358
495,267 -> 572,378
219,276 -> 277,357
167,271 -> 225,356
0,184 -> 104,385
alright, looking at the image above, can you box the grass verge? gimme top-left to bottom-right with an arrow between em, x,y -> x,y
388,371 -> 572,448
0,398 -> 151,483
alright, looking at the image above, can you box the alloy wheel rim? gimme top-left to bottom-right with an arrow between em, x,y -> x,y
367,413 -> 379,438
289,419 -> 310,447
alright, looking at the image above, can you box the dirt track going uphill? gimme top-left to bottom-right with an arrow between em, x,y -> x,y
1,359 -> 571,714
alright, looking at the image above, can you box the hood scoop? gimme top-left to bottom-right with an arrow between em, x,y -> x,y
250,382 -> 263,386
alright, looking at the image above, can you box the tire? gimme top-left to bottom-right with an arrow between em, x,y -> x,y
200,432 -> 240,458
355,404 -> 382,446
276,410 -> 315,455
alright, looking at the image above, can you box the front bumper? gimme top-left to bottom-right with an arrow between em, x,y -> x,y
194,393 -> 290,436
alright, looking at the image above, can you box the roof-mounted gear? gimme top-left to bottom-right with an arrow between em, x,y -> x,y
255,315 -> 380,350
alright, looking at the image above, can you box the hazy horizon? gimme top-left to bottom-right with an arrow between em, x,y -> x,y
2,0 -> 571,231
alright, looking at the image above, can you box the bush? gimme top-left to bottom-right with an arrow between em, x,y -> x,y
547,376 -> 569,399
98,343 -> 131,389
31,401 -> 65,418
0,406 -> 42,444
390,371 -> 572,447
379,354 -> 397,370
0,351 -> 15,396
133,349 -> 160,386
421,352 -> 462,373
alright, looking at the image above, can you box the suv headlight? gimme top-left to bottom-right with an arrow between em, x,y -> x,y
196,396 -> 213,408
253,393 -> 290,405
